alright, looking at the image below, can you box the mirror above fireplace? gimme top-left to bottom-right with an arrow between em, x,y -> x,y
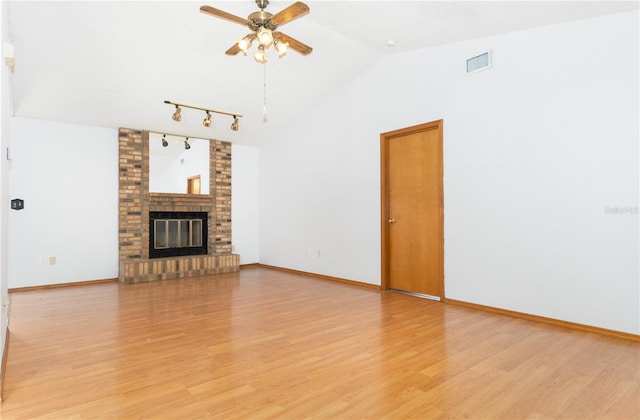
148,132 -> 210,195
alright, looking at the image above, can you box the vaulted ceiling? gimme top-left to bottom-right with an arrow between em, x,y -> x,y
6,1 -> 638,146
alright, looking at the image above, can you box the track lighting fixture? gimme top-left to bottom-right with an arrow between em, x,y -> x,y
203,111 -> 212,127
164,100 -> 242,131
154,132 -> 202,151
172,105 -> 182,122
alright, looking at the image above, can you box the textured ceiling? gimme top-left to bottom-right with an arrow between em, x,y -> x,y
6,1 -> 638,146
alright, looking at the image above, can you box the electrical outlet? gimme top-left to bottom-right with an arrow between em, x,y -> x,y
49,256 -> 56,265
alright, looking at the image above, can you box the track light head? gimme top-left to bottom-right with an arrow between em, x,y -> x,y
161,135 -> 168,147
203,111 -> 212,127
184,138 -> 191,150
231,116 -> 239,131
172,106 -> 182,122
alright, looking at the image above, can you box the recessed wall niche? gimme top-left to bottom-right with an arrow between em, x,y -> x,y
118,128 -> 239,283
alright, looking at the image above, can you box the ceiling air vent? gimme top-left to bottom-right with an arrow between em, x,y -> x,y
466,51 -> 491,74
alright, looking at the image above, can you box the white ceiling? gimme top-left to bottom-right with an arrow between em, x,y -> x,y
6,1 -> 638,146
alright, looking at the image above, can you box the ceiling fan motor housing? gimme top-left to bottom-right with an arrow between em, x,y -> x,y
248,10 -> 276,31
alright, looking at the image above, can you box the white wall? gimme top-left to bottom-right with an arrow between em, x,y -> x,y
259,11 -> 639,334
8,117 -> 119,288
1,0 -> 12,384
7,117 -> 260,284
232,144 -> 259,264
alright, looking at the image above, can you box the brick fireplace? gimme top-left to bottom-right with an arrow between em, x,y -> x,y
118,128 -> 239,283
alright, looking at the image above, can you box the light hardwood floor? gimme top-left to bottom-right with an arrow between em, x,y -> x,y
1,266 -> 638,419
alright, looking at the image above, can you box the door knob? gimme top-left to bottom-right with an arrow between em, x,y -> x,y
388,218 -> 396,224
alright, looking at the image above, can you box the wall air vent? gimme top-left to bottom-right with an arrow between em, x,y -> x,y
466,51 -> 491,74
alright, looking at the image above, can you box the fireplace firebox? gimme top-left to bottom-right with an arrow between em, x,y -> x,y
149,211 -> 208,258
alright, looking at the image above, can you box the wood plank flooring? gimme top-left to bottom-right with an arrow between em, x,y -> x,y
1,266 -> 638,419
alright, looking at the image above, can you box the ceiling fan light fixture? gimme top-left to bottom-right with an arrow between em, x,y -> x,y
256,27 -> 273,47
203,111 -> 212,127
184,138 -> 191,150
238,36 -> 252,55
276,40 -> 289,58
231,116 -> 239,131
172,105 -> 182,122
162,134 -> 168,147
254,45 -> 267,63
200,2 -> 312,63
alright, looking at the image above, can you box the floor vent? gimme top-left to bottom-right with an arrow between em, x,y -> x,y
466,51 -> 491,74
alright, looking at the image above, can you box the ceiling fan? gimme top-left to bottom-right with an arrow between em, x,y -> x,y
200,0 -> 313,63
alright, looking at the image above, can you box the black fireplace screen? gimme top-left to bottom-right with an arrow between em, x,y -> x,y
149,212 -> 208,258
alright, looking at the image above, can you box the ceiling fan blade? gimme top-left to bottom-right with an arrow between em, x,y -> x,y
277,32 -> 313,55
270,2 -> 310,27
200,5 -> 249,26
225,43 -> 242,56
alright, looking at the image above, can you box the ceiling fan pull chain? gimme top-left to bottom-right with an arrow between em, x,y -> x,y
262,63 -> 268,123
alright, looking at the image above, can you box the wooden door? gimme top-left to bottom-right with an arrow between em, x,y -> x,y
187,175 -> 201,195
381,120 -> 444,299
